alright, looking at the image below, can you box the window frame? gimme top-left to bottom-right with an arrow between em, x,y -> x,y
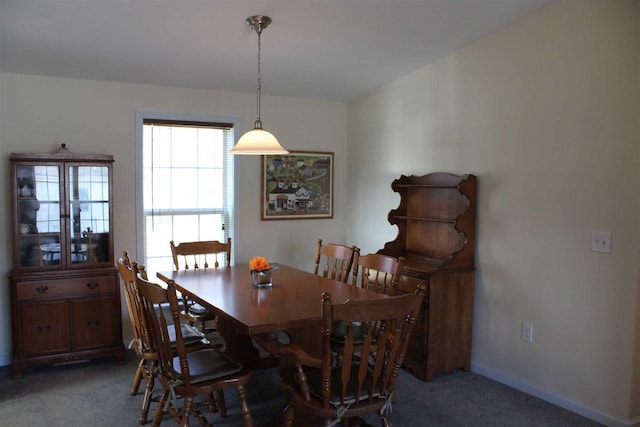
135,111 -> 237,272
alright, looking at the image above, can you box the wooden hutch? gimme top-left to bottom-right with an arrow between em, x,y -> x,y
378,172 -> 476,381
8,144 -> 125,378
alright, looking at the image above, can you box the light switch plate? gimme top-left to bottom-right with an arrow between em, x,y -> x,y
591,230 -> 611,253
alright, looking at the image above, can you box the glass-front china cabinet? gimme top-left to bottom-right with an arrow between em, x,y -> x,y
9,144 -> 124,378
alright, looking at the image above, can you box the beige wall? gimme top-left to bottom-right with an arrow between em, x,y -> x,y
1,0 -> 639,425
0,74 -> 348,366
347,0 -> 639,425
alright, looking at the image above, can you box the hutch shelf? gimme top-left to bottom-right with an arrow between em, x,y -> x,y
9,144 -> 125,378
378,172 -> 477,381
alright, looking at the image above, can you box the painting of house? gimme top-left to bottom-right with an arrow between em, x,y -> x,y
262,151 -> 333,219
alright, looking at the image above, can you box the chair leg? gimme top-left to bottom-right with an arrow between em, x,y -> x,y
131,358 -> 145,395
138,367 -> 155,424
236,384 -> 254,427
281,400 -> 296,426
180,396 -> 194,427
214,389 -> 227,417
151,389 -> 169,427
206,392 -> 216,414
191,406 -> 210,427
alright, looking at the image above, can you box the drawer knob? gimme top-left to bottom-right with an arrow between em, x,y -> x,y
86,282 -> 99,289
37,325 -> 50,333
36,286 -> 48,294
87,320 -> 100,328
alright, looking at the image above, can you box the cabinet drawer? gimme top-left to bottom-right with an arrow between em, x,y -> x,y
16,275 -> 116,300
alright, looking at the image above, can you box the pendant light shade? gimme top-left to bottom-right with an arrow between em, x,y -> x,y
232,128 -> 286,154
230,15 -> 288,155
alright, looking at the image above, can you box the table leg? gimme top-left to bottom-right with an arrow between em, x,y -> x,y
215,318 -> 280,371
285,325 -> 322,358
215,320 -> 319,370
215,318 -> 260,363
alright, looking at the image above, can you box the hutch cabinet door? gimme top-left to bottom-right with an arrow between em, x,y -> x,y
19,301 -> 69,356
66,164 -> 112,266
70,297 -> 119,350
14,163 -> 63,269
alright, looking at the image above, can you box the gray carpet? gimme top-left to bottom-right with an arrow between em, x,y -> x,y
0,351 -> 603,427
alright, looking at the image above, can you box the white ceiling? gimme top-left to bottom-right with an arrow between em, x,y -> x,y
0,0 -> 556,103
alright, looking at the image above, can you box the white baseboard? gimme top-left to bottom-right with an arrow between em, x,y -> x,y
471,361 -> 631,427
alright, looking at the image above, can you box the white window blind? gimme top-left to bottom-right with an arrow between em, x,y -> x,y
141,119 -> 233,274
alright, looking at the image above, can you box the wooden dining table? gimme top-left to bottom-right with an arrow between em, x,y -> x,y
156,263 -> 390,367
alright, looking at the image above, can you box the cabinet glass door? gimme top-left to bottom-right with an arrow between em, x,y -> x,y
68,165 -> 111,264
16,164 -> 62,268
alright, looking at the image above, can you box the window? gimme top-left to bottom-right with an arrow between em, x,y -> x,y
136,114 -> 235,274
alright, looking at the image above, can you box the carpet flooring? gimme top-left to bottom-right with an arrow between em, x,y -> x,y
0,351 -> 603,427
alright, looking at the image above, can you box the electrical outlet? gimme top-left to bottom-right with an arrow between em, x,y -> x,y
521,322 -> 533,343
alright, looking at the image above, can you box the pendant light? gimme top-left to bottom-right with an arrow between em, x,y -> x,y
230,15 -> 289,155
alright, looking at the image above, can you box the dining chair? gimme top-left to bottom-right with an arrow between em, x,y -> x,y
277,282 -> 425,426
136,273 -> 254,427
117,252 -> 212,425
332,253 -> 406,364
313,238 -> 359,283
170,238 -> 231,333
351,253 -> 405,295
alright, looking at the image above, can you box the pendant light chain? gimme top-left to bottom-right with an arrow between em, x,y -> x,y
230,15 -> 288,155
255,24 -> 262,128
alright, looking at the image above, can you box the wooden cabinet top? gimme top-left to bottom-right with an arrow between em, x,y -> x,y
10,143 -> 113,163
378,172 -> 476,274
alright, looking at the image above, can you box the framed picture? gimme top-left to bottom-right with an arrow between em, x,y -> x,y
261,150 -> 334,220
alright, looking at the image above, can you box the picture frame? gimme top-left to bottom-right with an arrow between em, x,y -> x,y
261,150 -> 334,220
